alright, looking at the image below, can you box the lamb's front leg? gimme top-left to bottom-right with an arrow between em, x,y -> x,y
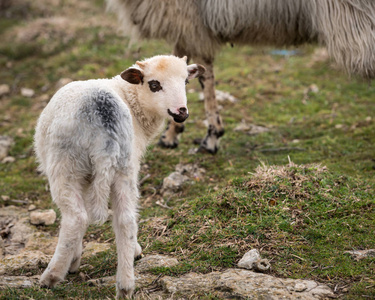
111,174 -> 140,299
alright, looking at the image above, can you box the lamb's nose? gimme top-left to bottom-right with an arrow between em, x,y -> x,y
178,107 -> 187,114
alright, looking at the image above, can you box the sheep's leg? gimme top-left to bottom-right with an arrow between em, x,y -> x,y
40,178 -> 88,287
111,174 -> 139,299
196,57 -> 224,154
158,120 -> 184,148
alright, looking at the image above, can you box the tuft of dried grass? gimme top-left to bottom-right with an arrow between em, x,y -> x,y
245,157 -> 328,202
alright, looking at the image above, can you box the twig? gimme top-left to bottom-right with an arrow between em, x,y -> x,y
155,200 -> 172,209
139,174 -> 151,185
258,147 -> 306,153
290,254 -> 306,261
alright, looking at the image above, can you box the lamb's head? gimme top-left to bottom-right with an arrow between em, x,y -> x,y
121,55 -> 205,123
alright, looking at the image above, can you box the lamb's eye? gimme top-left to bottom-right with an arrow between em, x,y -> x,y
185,79 -> 189,85
148,80 -> 162,92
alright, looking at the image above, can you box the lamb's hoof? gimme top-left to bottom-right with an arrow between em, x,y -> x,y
40,273 -> 63,288
116,281 -> 135,299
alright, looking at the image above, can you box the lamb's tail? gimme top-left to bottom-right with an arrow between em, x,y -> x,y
86,159 -> 116,225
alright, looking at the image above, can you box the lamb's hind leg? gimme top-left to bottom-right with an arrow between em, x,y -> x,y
196,57 -> 224,154
111,173 -> 140,299
40,177 -> 88,287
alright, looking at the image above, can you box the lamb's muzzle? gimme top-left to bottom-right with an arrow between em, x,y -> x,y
168,107 -> 189,123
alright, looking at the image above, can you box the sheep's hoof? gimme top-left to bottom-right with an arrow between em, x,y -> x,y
197,144 -> 218,155
158,136 -> 179,148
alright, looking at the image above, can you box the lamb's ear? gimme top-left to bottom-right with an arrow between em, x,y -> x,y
120,68 -> 144,84
187,64 -> 206,79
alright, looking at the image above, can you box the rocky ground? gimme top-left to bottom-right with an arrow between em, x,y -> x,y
0,206 -> 335,299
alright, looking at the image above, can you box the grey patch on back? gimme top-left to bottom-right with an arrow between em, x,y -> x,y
81,89 -> 121,136
77,88 -> 133,171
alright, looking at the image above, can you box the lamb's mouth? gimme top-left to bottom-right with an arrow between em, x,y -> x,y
167,109 -> 189,123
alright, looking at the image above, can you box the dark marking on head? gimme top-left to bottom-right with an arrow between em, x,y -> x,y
148,80 -> 162,92
121,68 -> 144,84
185,78 -> 189,85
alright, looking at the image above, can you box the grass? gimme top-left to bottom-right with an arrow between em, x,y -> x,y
0,0 -> 374,299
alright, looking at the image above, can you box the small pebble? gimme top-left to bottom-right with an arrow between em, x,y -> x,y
21,88 -> 35,98
28,204 -> 37,211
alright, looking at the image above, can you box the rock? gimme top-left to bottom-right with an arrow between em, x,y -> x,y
0,84 -> 10,97
0,136 -> 13,161
199,89 -> 238,103
55,78 -> 73,90
161,172 -> 189,195
238,249 -> 271,272
1,195 -> 10,201
234,121 -> 269,135
1,156 -> 15,163
24,232 -> 58,256
345,249 -> 375,261
0,206 -> 35,256
82,242 -> 110,259
161,163 -> 206,196
238,249 -> 261,269
160,269 -> 334,299
135,254 -> 179,273
0,275 -> 40,289
28,204 -> 36,211
20,88 -> 35,98
0,250 -> 51,275
29,209 -> 56,226
88,254 -> 178,289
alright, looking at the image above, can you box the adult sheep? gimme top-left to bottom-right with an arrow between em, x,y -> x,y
35,55 -> 205,299
107,0 -> 375,154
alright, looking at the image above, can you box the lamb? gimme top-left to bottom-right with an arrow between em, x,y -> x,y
34,55 -> 205,299
107,0 -> 375,154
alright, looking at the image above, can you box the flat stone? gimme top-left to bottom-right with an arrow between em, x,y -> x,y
345,249 -> 375,261
135,254 -> 179,273
0,275 -> 40,289
30,209 -> 56,226
160,269 -> 334,299
0,250 -> 51,275
234,122 -> 269,135
82,242 -> 111,259
24,232 -> 58,256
